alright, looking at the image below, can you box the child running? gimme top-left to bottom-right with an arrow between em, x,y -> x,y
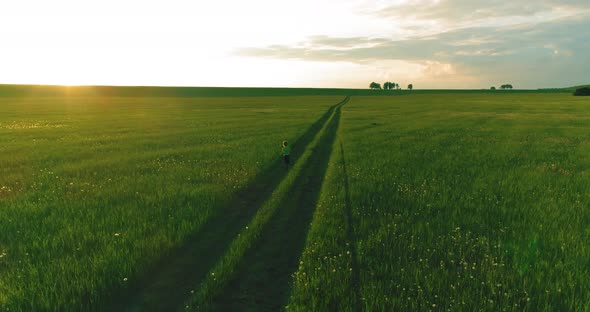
282,140 -> 291,167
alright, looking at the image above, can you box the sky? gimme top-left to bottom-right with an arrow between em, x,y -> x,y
0,0 -> 588,89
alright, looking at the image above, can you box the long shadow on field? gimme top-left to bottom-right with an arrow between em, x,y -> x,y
107,97 -> 349,312
340,141 -> 362,312
207,104 -> 344,311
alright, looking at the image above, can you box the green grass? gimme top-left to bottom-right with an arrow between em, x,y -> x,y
3,88 -> 590,311
289,93 -> 590,310
287,121 -> 359,311
0,94 -> 338,310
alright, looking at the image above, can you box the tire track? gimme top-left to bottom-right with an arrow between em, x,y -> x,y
107,97 -> 349,312
203,99 -> 348,311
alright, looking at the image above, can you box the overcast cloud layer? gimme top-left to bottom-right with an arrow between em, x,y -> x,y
238,0 -> 590,88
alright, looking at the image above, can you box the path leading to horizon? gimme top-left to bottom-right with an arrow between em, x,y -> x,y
109,97 -> 349,311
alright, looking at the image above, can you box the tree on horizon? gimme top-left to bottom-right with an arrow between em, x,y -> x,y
383,82 -> 395,90
370,82 -> 382,90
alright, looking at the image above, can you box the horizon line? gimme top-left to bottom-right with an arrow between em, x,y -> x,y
0,83 -> 575,91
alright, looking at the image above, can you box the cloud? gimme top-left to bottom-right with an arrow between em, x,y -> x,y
304,35 -> 389,48
238,17 -> 587,64
376,0 -> 590,30
236,12 -> 590,88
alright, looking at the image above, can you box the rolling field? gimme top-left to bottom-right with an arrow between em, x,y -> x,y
2,89 -> 590,311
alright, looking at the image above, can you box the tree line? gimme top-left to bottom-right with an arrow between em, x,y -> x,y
490,84 -> 514,90
369,82 -> 519,91
370,82 -> 413,90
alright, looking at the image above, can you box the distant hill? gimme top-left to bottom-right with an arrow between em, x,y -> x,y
537,84 -> 590,93
566,84 -> 590,91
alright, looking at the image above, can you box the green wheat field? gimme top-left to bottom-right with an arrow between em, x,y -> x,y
1,86 -> 590,311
